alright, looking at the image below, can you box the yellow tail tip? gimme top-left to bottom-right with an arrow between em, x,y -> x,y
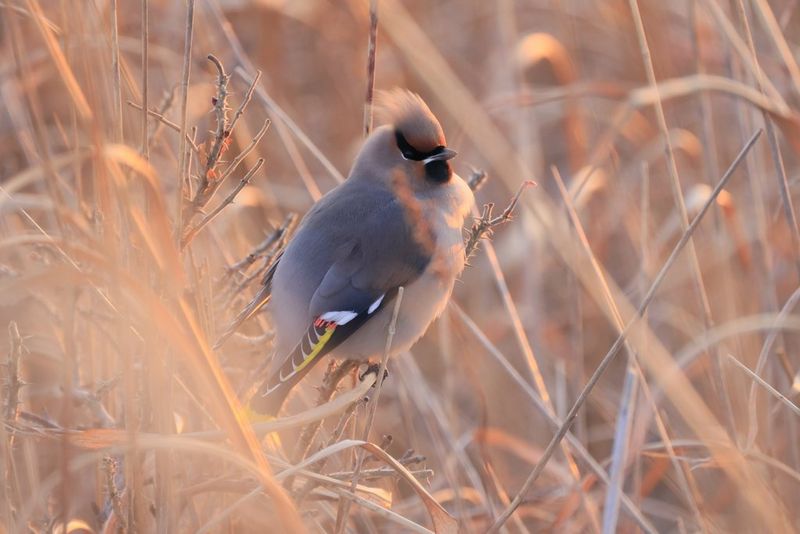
243,405 -> 283,449
243,405 -> 275,424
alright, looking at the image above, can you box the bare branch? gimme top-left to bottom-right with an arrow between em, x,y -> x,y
464,180 -> 534,260
180,158 -> 264,249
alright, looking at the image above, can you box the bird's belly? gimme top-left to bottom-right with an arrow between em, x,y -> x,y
329,269 -> 454,361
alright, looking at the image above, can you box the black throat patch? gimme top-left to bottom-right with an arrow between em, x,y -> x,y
395,130 -> 452,183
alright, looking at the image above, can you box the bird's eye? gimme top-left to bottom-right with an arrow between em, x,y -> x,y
395,131 -> 424,160
395,130 -> 448,165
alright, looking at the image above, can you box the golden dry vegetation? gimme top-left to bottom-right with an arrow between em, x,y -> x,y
2,0 -> 800,532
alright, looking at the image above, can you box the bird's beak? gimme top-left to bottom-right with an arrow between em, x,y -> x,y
423,147 -> 457,164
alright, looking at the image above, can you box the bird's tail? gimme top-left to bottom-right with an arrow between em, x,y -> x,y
249,352 -> 312,416
248,318 -> 339,416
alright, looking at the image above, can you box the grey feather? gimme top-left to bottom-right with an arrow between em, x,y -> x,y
270,179 -> 434,359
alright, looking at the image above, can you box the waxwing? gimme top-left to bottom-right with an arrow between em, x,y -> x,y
250,90 -> 475,415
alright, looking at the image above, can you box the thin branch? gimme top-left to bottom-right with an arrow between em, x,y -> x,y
291,359 -> 360,464
180,158 -> 264,249
201,54 -> 229,189
233,69 -> 345,184
464,181 -> 534,259
4,322 -> 23,423
216,119 -> 270,184
102,456 -> 127,534
110,0 -> 122,142
225,213 -> 297,276
126,102 -> 200,153
727,354 -> 800,419
228,70 -> 261,135
176,0 -> 196,239
333,487 -> 433,534
363,0 -> 379,137
140,0 -> 149,160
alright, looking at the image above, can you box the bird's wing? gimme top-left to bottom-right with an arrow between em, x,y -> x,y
250,196 -> 434,415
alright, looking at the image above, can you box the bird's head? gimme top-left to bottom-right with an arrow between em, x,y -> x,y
351,90 -> 457,188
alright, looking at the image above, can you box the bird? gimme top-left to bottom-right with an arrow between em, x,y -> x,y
247,90 -> 475,416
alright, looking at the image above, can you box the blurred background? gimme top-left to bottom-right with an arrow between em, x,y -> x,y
2,0 -> 800,532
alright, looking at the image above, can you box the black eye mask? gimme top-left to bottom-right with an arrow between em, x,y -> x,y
395,130 -> 445,161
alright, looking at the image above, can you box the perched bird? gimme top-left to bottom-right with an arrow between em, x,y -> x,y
249,90 -> 474,416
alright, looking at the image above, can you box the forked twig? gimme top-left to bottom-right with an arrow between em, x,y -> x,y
180,56 -> 266,244
464,181 -> 535,260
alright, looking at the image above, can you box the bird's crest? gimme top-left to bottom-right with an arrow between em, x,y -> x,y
375,89 -> 446,153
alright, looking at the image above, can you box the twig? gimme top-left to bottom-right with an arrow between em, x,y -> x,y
233,69 -> 345,184
180,54 -> 230,227
464,181 -> 534,259
224,256 -> 273,308
4,322 -> 23,423
180,158 -> 264,249
230,331 -> 274,347
727,354 -> 800,419
334,287 -> 405,534
126,102 -> 200,153
293,397 -> 365,505
176,0 -> 196,239
326,466 -> 433,481
146,87 -> 178,151
215,216 -> 297,348
103,456 -> 127,534
228,70 -> 262,135
140,0 -> 149,160
291,359 -> 360,464
332,487 -> 433,534
180,57 -> 268,236
200,54 -> 229,190
215,119 -> 270,185
110,0 -> 122,142
486,129 -> 762,533
363,0 -> 379,137
225,213 -> 297,277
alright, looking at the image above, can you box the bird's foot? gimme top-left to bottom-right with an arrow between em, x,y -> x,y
359,363 -> 389,386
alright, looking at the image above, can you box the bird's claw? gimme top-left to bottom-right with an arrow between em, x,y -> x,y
359,363 -> 389,386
